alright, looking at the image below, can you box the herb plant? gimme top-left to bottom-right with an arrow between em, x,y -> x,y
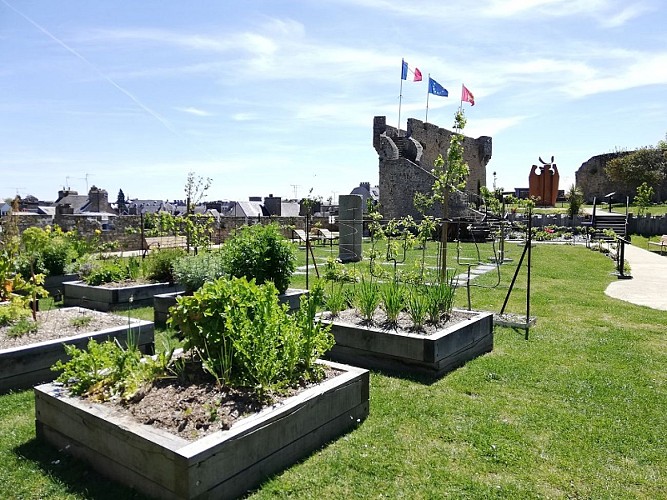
380,282 -> 404,325
354,278 -> 380,322
406,288 -> 429,330
168,277 -> 333,395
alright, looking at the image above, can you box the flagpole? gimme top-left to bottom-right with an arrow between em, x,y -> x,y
425,74 -> 431,123
398,59 -> 404,137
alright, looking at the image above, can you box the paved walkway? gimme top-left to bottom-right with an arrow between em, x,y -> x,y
605,244 -> 667,310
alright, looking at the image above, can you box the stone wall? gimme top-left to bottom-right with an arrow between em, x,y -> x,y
575,152 -> 632,203
2,213 -> 338,250
373,116 -> 492,220
507,212 -> 667,236
574,151 -> 667,204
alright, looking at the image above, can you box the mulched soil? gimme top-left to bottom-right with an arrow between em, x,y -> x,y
320,307 -> 475,335
101,362 -> 341,442
0,307 -> 133,350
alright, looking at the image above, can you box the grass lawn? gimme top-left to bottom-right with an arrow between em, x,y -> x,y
2,241 -> 666,498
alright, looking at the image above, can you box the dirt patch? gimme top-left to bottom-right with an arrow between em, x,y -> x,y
320,308 -> 475,335
90,362 -> 341,442
0,307 -> 135,350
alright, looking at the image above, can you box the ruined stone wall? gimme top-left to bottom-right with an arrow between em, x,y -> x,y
406,118 -> 492,195
373,116 -> 492,220
575,152 -> 632,203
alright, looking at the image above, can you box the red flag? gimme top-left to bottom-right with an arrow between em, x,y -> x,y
462,84 -> 475,106
413,68 -> 422,82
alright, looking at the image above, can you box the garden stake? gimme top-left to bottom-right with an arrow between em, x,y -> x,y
500,208 -> 533,339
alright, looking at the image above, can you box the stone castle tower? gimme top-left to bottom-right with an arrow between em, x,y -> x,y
373,116 -> 492,220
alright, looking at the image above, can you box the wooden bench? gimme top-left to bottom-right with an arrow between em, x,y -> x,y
292,229 -> 308,244
648,235 -> 667,255
292,229 -> 322,245
314,228 -> 339,246
142,235 -> 188,256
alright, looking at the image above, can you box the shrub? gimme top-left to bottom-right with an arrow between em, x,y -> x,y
0,296 -> 31,326
221,223 -> 296,294
172,251 -> 225,293
168,277 -> 333,394
16,228 -> 78,279
81,258 -> 129,286
145,248 -> 187,283
42,235 -> 77,276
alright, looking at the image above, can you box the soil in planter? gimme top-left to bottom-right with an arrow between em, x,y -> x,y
94,278 -> 160,288
65,361 -> 342,442
321,308 -> 474,335
0,308 -> 137,350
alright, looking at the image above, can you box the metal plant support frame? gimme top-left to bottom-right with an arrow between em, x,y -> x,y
499,209 -> 534,340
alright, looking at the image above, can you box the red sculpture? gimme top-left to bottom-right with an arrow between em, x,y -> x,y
529,156 -> 560,207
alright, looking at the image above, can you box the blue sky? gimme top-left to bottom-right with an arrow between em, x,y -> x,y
2,0 -> 666,204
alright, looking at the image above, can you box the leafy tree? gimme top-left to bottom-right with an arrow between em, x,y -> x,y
634,182 -> 654,216
605,141 -> 667,197
116,189 -> 127,214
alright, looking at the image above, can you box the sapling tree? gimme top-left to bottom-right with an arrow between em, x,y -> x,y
431,110 -> 470,280
183,172 -> 212,251
635,182 -> 654,216
565,184 -> 584,219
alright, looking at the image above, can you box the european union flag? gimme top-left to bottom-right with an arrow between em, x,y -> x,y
428,77 -> 448,97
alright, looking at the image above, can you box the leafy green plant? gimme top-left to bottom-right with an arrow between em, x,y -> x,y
53,339 -> 154,401
81,259 -> 129,286
168,277 -> 333,395
69,315 -> 93,329
144,248 -> 186,283
380,283 -> 404,325
0,297 -> 31,327
7,317 -> 38,337
172,251 -> 225,293
221,223 -> 296,294
354,278 -> 380,322
323,256 -> 358,284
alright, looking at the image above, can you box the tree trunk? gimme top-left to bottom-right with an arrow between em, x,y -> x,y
439,192 -> 449,282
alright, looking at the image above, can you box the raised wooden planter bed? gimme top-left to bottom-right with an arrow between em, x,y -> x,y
64,280 -> 184,312
154,288 -> 309,326
35,360 -> 369,499
321,309 -> 494,377
0,311 -> 153,394
43,274 -> 79,300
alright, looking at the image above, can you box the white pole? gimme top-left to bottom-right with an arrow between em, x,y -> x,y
398,60 -> 405,137
425,74 -> 431,123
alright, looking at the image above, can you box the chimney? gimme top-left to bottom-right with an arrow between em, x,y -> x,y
263,194 -> 282,216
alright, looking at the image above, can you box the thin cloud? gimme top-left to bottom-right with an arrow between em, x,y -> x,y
176,107 -> 213,117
